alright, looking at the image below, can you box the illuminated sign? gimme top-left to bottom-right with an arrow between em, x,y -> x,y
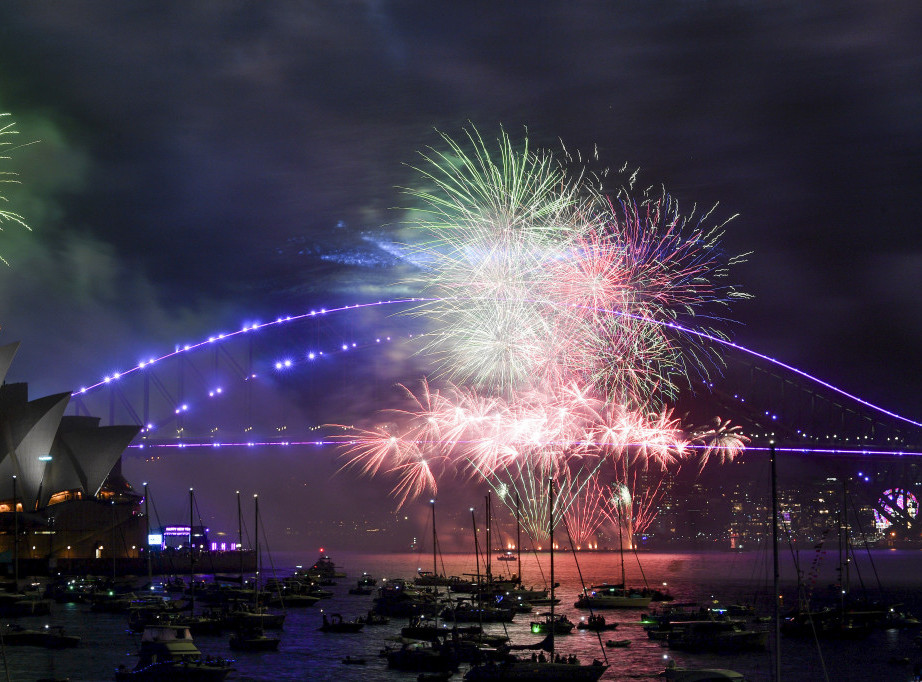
163,526 -> 192,536
148,534 -> 163,546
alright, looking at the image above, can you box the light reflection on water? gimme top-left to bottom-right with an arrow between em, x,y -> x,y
7,550 -> 922,681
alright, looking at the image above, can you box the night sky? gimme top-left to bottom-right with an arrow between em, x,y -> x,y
1,2 -> 921,546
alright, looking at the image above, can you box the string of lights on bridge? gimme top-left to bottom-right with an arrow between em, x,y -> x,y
71,297 -> 922,459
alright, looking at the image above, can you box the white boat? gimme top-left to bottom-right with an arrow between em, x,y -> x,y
659,661 -> 746,681
115,624 -> 233,681
574,584 -> 652,609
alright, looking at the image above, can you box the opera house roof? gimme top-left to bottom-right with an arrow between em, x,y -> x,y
0,341 -> 139,510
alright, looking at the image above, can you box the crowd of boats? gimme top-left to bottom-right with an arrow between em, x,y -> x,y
4,547 -> 922,681
5,478 -> 921,681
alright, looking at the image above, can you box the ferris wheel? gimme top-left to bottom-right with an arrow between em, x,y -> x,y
873,487 -> 919,530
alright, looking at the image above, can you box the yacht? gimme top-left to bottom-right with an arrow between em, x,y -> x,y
114,624 -> 233,681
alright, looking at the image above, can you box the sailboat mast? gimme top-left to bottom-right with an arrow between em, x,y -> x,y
254,493 -> 260,604
189,487 -> 195,612
515,491 -> 522,582
144,482 -> 152,585
771,443 -> 781,682
618,504 -> 626,588
471,507 -> 481,592
485,493 -> 492,584
548,477 -> 555,659
12,475 -> 17,588
843,479 -> 850,599
237,490 -> 243,578
431,499 -> 437,577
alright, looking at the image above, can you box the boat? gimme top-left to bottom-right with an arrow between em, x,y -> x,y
464,656 -> 609,681
225,494 -> 286,630
114,624 -> 233,681
0,623 -> 80,648
576,614 -> 619,631
387,640 -> 460,673
575,501 -> 667,609
373,578 -> 441,618
604,639 -> 630,648
319,612 -> 365,633
464,479 -> 608,682
497,551 -> 517,561
305,555 -> 345,583
348,572 -> 378,595
357,609 -> 390,625
529,613 -> 574,635
228,626 -> 280,651
223,603 -> 285,630
402,618 -> 449,641
665,619 -> 767,653
342,656 -> 366,665
574,583 -> 652,610
415,500 -> 466,587
659,661 -> 746,681
441,599 -> 515,623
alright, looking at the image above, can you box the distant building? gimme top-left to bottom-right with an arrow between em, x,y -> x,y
0,342 -> 145,569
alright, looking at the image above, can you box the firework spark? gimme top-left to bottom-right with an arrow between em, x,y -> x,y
400,128 -> 749,410
0,113 -> 32,264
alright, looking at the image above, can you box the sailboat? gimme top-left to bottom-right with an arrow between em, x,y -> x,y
574,496 -> 652,610
464,479 -> 608,682
225,494 -> 285,630
415,499 -> 461,587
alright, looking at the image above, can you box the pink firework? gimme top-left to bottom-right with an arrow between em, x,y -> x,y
336,378 -> 690,532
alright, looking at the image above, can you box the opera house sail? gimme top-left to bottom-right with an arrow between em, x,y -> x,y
0,341 -> 145,575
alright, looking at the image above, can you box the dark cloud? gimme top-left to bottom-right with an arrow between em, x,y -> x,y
0,1 -> 921,536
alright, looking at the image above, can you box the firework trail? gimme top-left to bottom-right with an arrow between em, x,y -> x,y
561,475 -> 615,548
0,113 -> 32,264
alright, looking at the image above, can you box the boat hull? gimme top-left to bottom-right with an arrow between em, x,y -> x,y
115,661 -> 232,681
464,660 -> 608,681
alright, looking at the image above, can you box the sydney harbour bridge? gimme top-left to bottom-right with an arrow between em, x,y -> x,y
65,298 -> 922,540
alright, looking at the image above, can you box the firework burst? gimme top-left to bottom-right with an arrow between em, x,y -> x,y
400,128 -> 749,410
335,379 -> 690,530
689,417 -> 750,470
334,128 -> 750,527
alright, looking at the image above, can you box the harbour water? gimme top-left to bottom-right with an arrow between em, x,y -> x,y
5,549 -> 922,681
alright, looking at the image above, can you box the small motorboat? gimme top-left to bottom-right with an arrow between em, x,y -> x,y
320,612 -> 365,633
577,614 -> 620,631
605,638 -> 631,648
342,655 -> 367,665
660,662 -> 745,681
0,624 -> 80,648
229,626 -> 281,651
358,610 -> 390,625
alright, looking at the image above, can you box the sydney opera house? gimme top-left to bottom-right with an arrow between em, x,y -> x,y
0,341 -> 146,574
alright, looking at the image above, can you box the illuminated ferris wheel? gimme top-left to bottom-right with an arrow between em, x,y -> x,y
873,487 -> 919,530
